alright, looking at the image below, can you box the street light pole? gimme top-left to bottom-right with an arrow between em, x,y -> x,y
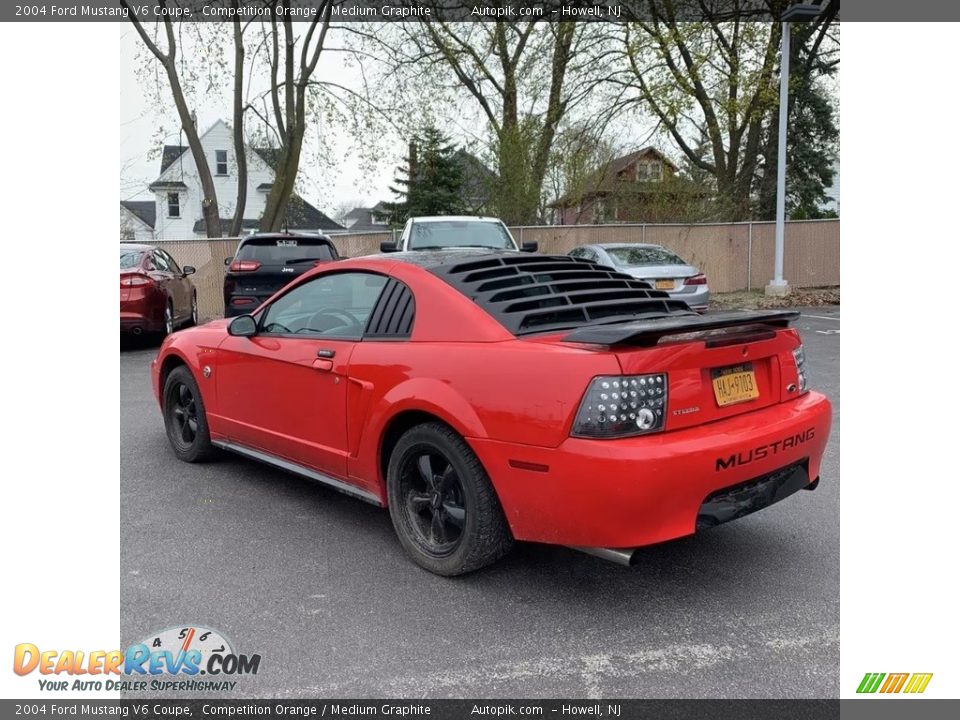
767,20 -> 791,296
766,3 -> 824,296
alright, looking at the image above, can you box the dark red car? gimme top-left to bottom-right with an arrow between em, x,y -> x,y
120,243 -> 197,337
151,251 -> 831,576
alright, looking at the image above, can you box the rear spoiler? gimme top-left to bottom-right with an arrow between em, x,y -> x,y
563,310 -> 800,347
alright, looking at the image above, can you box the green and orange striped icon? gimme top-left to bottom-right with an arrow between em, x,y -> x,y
857,672 -> 933,694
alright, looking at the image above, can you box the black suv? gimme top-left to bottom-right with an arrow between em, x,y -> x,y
223,233 -> 339,317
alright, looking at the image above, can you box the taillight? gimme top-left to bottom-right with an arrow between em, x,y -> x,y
792,345 -> 809,394
683,274 -> 707,286
571,374 -> 668,439
120,274 -> 152,287
229,260 -> 261,272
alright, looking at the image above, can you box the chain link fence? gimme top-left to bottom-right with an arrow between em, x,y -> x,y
156,220 -> 838,321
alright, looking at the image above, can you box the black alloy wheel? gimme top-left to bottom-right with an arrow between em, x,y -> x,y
401,451 -> 467,557
387,422 -> 513,576
163,366 -> 216,462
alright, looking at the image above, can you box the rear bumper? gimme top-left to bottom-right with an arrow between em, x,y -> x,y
120,301 -> 163,332
469,391 -> 832,548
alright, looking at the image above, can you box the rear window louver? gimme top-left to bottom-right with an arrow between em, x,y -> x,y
428,254 -> 695,336
365,278 -> 415,338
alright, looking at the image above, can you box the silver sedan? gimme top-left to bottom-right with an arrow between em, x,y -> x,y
568,243 -> 710,312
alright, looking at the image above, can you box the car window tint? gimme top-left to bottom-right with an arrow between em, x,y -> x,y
120,250 -> 143,269
260,272 -> 388,339
236,238 -> 335,264
605,246 -> 686,266
408,221 -> 514,250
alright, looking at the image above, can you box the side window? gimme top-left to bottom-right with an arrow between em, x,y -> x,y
570,247 -> 585,259
151,252 -> 171,272
260,272 -> 389,339
157,249 -> 181,274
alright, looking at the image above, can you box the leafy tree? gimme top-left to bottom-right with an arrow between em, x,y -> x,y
614,1 -> 838,221
355,21 -> 616,224
756,22 -> 839,219
382,126 -> 465,225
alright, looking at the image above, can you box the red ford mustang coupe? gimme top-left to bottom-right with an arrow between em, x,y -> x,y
151,251 -> 831,576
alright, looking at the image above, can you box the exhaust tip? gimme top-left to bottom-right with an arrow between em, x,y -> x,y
570,546 -> 637,567
131,327 -> 143,336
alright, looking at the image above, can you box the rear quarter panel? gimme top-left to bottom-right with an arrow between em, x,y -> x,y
346,339 -> 621,494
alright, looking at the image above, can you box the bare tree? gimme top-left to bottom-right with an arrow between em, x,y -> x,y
121,0 -> 223,237
229,0 -> 248,236
356,21 -> 617,224
251,0 -> 335,231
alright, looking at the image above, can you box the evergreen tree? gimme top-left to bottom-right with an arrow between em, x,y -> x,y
382,126 -> 465,226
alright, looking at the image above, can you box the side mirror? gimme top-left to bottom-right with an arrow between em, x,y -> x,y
224,256 -> 234,266
380,241 -> 398,253
521,241 -> 539,253
227,314 -> 257,337
182,266 -> 196,276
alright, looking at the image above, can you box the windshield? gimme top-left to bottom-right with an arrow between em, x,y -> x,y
408,221 -> 516,250
606,246 -> 686,267
120,249 -> 144,269
236,238 -> 335,264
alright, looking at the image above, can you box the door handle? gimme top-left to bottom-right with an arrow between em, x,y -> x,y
317,348 -> 336,358
312,359 -> 334,372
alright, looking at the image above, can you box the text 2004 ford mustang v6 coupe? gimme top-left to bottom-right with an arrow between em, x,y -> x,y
151,251 -> 831,576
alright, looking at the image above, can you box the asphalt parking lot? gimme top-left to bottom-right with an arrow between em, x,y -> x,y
120,307 -> 840,699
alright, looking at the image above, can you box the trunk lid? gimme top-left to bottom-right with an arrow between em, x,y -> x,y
560,311 -> 801,430
622,264 -> 699,292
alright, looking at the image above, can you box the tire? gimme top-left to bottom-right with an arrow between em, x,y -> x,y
387,422 -> 513,576
187,292 -> 198,328
162,300 -> 174,337
163,366 -> 216,463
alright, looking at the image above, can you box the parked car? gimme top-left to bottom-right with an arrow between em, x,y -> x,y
569,243 -> 710,312
380,216 -> 537,253
152,250 -> 830,576
120,243 -> 197,337
223,232 -> 339,317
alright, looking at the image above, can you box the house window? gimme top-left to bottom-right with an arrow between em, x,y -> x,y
167,193 -> 180,218
637,161 -> 663,182
216,150 -> 228,175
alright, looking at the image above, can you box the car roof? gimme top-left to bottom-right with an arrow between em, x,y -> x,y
375,248 -> 523,268
409,216 -> 503,224
593,243 -> 664,250
239,231 -> 331,243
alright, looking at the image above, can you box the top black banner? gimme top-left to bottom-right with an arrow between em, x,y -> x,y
2,0 -> 954,22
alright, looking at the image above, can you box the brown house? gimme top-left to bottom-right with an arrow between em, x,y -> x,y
549,148 -> 700,225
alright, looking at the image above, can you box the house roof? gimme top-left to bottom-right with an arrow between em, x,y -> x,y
120,200 -> 156,229
191,194 -> 344,234
148,180 -> 188,191
455,149 -> 496,208
548,147 -> 679,208
252,147 -> 283,172
160,145 -> 189,174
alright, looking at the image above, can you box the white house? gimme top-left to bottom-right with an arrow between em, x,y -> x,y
120,119 -> 343,240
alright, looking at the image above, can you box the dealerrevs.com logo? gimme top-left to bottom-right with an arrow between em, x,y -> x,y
857,672 -> 933,694
13,625 -> 261,692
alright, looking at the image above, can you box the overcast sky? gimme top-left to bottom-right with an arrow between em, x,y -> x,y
120,23 -> 838,218
119,24 -> 398,215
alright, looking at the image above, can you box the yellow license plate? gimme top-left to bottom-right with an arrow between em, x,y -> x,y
655,279 -> 675,290
711,364 -> 760,407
